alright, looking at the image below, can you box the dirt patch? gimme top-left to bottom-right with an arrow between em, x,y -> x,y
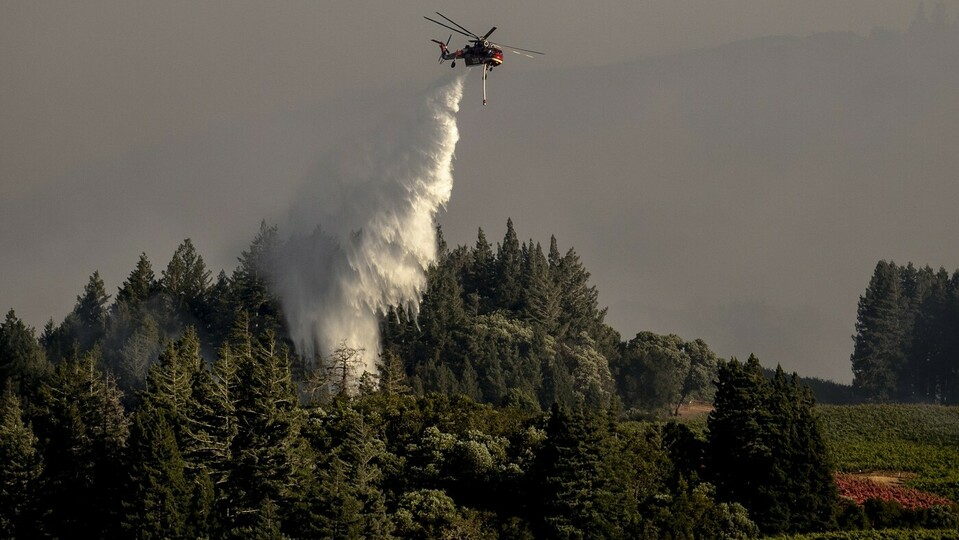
846,471 -> 916,487
676,401 -> 714,418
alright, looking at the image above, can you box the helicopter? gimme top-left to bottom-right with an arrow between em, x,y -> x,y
424,12 -> 544,105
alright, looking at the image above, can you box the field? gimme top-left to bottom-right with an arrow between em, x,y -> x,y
817,405 -> 959,503
677,403 -> 959,504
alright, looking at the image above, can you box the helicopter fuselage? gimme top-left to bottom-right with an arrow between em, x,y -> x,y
442,44 -> 504,67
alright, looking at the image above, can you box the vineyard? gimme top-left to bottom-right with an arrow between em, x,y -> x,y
818,405 -> 959,503
835,474 -> 953,508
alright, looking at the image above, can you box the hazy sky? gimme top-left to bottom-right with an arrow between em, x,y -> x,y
2,1 -> 954,382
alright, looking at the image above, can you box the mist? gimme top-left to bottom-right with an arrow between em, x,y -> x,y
4,2 -> 958,384
273,73 -> 466,375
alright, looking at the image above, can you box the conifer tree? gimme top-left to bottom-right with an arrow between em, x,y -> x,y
851,261 -> 905,401
143,328 -> 202,432
72,271 -> 112,352
495,218 -> 523,312
0,309 -> 50,397
34,347 -> 128,538
306,405 -> 392,538
183,341 -> 240,531
117,253 -> 157,307
522,242 -> 562,334
232,222 -> 285,337
0,390 -> 42,537
554,247 -> 604,341
532,403 -> 617,538
707,356 -> 836,535
160,239 -> 212,334
468,227 -> 496,312
124,405 -> 191,538
227,328 -> 310,535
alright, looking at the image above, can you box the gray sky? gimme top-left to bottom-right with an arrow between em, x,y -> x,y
2,1 -> 954,382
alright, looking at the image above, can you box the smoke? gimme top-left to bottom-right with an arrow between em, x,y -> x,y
275,73 -> 466,377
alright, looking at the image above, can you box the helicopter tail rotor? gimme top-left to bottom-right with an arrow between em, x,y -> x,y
430,35 -> 452,62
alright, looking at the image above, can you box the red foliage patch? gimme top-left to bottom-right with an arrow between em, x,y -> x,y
835,473 -> 953,509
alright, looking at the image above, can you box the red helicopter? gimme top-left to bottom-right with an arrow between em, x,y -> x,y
424,12 -> 544,105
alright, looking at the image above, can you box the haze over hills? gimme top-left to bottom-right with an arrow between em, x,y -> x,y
4,12 -> 959,383
445,15 -> 959,383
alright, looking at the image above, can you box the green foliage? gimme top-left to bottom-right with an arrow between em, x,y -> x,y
32,347 -> 129,538
615,332 -> 719,415
818,404 -> 959,502
124,406 -> 192,538
226,327 -> 310,536
851,261 -> 959,404
386,218 -> 621,412
0,390 -> 42,537
0,309 -> 50,397
708,356 -> 837,535
16,221 -> 956,538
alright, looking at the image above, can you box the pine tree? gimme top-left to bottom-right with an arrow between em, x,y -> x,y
522,242 -> 562,334
143,328 -> 202,432
494,218 -> 523,312
34,347 -> 129,538
0,390 -> 42,537
553,247 -> 605,341
851,261 -> 905,401
124,404 -> 192,538
160,239 -> 212,334
532,404 -> 617,538
378,349 -> 411,396
117,253 -> 157,307
232,222 -> 285,337
73,271 -> 112,352
0,309 -> 50,397
183,341 -> 240,532
227,329 -> 310,535
707,356 -> 836,535
306,405 -> 392,539
468,227 -> 496,312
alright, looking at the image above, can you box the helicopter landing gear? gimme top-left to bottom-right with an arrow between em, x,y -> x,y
451,61 -> 456,68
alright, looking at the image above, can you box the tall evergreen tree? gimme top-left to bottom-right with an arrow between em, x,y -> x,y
227,328 -> 310,536
143,328 -> 202,433
522,242 -> 562,335
304,404 -> 392,539
467,227 -> 496,313
0,390 -> 42,537
124,405 -> 192,539
0,309 -> 50,397
494,218 -> 523,312
531,404 -> 619,538
851,261 -> 906,401
72,271 -> 112,353
33,347 -> 129,538
160,239 -> 212,333
232,222 -> 285,337
707,356 -> 836,535
117,253 -> 157,307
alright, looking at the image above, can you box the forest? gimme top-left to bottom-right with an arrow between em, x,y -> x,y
1,220 -> 958,538
851,261 -> 959,404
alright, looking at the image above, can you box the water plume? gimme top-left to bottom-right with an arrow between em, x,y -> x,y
275,73 -> 466,378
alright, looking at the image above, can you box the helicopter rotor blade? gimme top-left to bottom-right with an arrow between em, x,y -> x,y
482,27 -> 497,40
424,16 -> 474,39
495,43 -> 545,55
434,12 -> 480,39
446,34 -> 452,46
511,50 -> 535,59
